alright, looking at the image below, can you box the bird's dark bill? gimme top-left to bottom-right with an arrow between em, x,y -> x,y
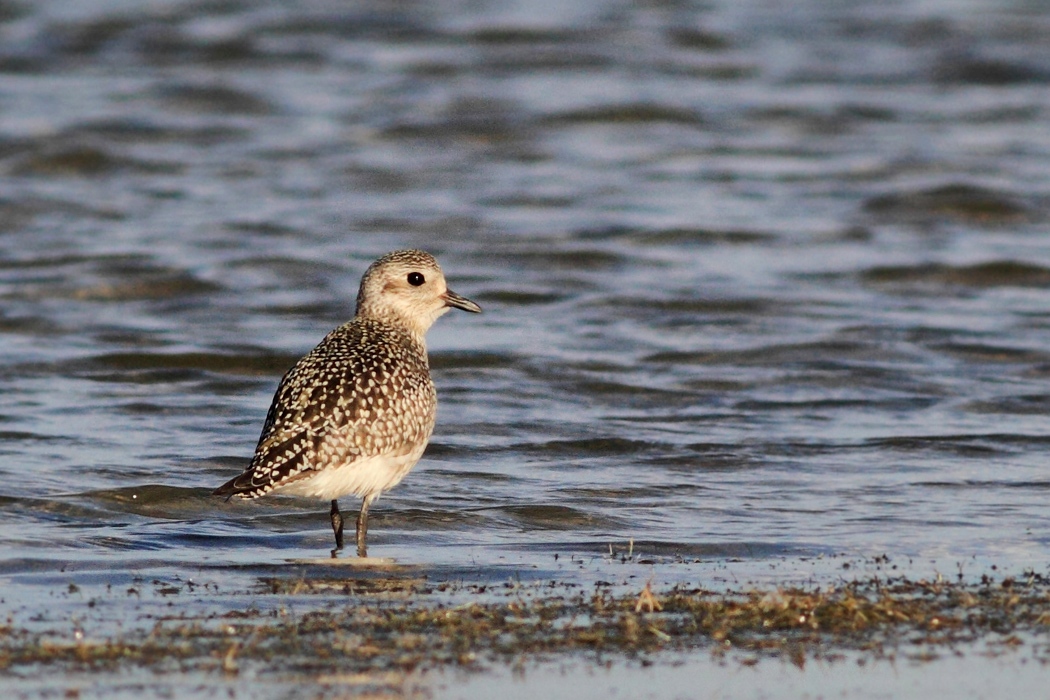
444,290 -> 481,313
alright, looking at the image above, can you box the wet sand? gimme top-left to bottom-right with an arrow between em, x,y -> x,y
4,556 -> 1050,699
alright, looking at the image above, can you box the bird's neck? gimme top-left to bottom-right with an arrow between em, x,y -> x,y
355,308 -> 430,350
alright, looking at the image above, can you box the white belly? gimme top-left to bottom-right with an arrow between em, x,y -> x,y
273,444 -> 426,501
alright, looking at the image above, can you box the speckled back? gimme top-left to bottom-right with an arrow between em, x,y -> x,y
229,317 -> 437,498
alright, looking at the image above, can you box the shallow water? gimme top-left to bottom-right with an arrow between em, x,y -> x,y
463,644 -> 1050,700
2,0 -> 1050,694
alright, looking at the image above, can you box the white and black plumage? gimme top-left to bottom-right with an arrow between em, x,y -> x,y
214,249 -> 481,557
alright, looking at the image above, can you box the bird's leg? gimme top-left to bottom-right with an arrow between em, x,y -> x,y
330,499 -> 344,558
356,496 -> 373,558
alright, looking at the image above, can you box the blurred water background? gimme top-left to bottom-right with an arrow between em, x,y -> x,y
1,0 -> 1050,696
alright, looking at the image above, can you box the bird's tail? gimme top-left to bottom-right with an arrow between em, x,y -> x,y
212,473 -> 256,501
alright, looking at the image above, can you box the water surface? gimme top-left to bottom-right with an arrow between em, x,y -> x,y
1,0 -> 1050,695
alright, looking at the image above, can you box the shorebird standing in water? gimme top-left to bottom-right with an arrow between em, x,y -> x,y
214,249 -> 481,557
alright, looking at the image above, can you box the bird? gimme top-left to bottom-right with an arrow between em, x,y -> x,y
214,249 -> 481,558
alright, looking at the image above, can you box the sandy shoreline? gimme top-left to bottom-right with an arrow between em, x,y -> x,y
4,559 -> 1049,699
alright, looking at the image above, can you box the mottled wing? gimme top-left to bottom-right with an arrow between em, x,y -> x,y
215,320 -> 434,499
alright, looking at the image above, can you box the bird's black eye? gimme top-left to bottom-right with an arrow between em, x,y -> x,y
407,272 -> 425,286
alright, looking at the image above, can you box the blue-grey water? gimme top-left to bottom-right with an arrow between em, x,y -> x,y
2,0 -> 1050,696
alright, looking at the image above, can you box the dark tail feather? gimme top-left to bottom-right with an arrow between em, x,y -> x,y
213,473 -> 252,501
214,434 -> 308,501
